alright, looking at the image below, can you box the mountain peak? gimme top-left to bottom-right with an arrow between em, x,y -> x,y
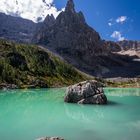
65,0 -> 75,13
44,14 -> 55,26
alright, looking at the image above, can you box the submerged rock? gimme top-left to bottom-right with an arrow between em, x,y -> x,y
64,80 -> 107,104
36,137 -> 64,140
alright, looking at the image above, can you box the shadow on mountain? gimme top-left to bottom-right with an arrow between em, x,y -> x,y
101,54 -> 140,78
59,51 -> 140,78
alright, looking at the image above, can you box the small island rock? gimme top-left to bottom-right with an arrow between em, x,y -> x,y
64,80 -> 107,104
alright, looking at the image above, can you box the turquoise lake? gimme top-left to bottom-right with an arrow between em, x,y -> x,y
0,88 -> 140,140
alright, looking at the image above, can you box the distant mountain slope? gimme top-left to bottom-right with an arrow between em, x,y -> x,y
0,12 -> 38,43
105,40 -> 140,52
0,39 -> 87,88
118,40 -> 140,51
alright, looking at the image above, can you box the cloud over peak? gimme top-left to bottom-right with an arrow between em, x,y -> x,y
0,0 -> 64,22
111,31 -> 125,41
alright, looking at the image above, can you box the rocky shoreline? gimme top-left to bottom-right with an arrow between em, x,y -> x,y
0,77 -> 139,90
0,83 -> 18,90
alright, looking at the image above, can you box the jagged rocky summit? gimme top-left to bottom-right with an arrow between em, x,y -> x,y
64,80 -> 107,104
33,0 -> 140,78
33,0 -> 112,75
34,0 -> 101,48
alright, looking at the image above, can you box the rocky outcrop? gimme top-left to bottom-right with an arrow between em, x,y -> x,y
64,80 -> 107,104
36,137 -> 64,140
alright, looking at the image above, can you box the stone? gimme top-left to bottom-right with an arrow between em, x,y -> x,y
64,80 -> 107,104
36,137 -> 64,140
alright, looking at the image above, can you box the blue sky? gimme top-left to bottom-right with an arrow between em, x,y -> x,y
54,0 -> 140,41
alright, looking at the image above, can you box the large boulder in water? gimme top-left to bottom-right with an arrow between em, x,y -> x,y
64,80 -> 107,104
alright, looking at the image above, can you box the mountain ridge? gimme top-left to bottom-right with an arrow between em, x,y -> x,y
0,12 -> 38,43
0,0 -> 140,79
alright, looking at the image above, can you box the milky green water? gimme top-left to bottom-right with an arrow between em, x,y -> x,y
0,88 -> 140,140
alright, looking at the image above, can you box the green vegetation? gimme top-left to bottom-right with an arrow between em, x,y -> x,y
0,39 -> 87,88
0,39 -> 138,89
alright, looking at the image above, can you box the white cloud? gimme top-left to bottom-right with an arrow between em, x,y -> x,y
111,31 -> 125,41
0,0 -> 64,22
108,18 -> 115,27
108,22 -> 113,26
116,16 -> 127,24
108,16 -> 128,26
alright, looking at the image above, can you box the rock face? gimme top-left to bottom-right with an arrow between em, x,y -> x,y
33,14 -> 55,43
34,0 -> 102,51
36,137 -> 64,140
64,80 -> 107,104
33,0 -> 107,74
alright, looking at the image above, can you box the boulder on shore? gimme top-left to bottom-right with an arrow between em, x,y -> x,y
64,80 -> 107,104
36,137 -> 64,140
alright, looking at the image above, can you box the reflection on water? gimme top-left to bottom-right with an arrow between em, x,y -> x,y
128,120 -> 140,130
104,88 -> 140,96
64,103 -> 106,123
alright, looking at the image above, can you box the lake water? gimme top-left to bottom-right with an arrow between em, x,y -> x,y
0,88 -> 140,140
